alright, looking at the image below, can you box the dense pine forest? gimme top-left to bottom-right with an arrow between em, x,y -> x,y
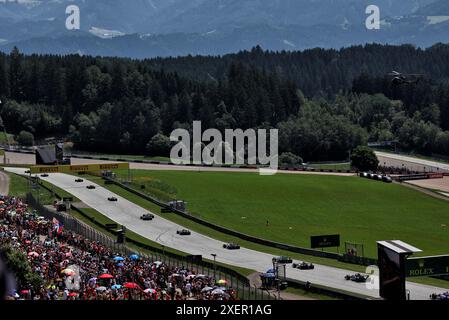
0,44 -> 449,161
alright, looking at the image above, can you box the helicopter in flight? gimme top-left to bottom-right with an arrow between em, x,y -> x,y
387,71 -> 424,85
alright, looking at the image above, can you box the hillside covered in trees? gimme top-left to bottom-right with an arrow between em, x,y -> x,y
0,44 -> 449,161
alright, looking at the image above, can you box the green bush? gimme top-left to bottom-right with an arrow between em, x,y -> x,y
16,130 -> 34,146
351,146 -> 379,171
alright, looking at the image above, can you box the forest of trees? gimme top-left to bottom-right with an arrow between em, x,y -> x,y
0,44 -> 449,161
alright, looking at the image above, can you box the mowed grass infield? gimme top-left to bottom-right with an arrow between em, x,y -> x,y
122,170 -> 449,258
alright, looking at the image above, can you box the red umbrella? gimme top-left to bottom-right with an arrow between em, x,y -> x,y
99,274 -> 114,279
68,293 -> 78,297
20,290 -> 29,295
123,282 -> 140,289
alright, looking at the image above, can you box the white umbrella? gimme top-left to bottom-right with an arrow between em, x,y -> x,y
212,289 -> 225,295
144,288 -> 156,294
201,286 -> 213,293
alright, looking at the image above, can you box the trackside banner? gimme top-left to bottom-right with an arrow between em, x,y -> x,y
29,162 -> 129,174
406,255 -> 449,277
396,173 -> 444,181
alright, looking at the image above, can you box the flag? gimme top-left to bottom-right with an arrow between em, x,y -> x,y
52,217 -> 62,234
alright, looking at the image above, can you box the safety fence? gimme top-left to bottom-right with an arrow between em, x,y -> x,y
24,192 -> 277,301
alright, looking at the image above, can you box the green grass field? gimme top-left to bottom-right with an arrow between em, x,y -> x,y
117,170 -> 449,258
308,163 -> 351,171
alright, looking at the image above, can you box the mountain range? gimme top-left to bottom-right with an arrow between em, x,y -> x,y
0,0 -> 448,58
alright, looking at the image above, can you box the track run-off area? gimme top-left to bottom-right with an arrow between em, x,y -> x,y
4,167 -> 447,300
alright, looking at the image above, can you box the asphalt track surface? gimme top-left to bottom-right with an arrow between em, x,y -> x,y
376,151 -> 449,173
5,167 -> 447,300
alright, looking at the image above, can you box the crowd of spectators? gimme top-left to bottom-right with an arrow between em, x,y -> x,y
0,195 -> 237,301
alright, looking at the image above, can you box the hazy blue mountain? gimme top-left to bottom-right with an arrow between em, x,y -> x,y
0,0 -> 447,57
415,0 -> 449,15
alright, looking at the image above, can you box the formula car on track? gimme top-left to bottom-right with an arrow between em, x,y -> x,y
430,292 -> 449,300
177,229 -> 191,236
140,213 -> 155,221
86,185 -> 96,189
41,174 -> 49,177
75,178 -> 84,183
108,197 -> 118,202
292,262 -> 315,270
223,243 -> 241,250
345,273 -> 370,283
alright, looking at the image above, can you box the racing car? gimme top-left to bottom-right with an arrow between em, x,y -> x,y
108,197 -> 118,202
41,174 -> 49,177
382,175 -> 393,183
177,229 -> 191,236
292,262 -> 315,270
345,273 -> 370,283
430,292 -> 449,300
86,185 -> 96,189
223,243 -> 241,250
75,178 -> 84,183
140,213 -> 155,221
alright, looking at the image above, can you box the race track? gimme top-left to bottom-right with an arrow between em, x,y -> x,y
376,151 -> 449,173
5,167 -> 447,300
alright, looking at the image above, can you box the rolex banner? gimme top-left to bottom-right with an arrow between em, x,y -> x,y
310,235 -> 340,249
405,255 -> 449,277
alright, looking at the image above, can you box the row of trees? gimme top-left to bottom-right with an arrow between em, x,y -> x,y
1,46 -> 449,161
